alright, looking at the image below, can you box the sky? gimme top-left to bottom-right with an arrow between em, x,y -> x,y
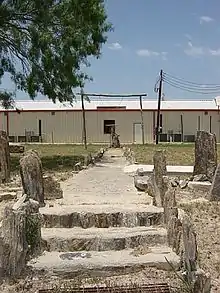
2,0 -> 220,101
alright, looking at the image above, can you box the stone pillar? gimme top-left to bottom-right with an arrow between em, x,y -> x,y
0,131 -> 10,183
0,194 -> 41,278
182,214 -> 198,285
152,150 -> 167,206
153,149 -> 167,178
20,150 -> 45,207
194,131 -> 217,182
209,164 -> 220,201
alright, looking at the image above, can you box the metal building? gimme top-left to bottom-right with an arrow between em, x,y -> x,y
1,98 -> 220,144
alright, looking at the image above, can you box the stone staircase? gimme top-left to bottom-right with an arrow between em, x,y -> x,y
28,150 -> 180,279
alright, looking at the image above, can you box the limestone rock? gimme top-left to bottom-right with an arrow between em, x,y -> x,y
136,168 -> 147,177
152,150 -> 168,206
164,188 -> 177,225
188,181 -> 211,193
210,164 -> 220,201
43,175 -> 63,200
179,179 -> 188,189
193,269 -> 211,293
0,195 -> 42,277
182,214 -> 198,280
0,131 -> 10,183
153,149 -> 167,178
193,174 -> 209,182
194,131 -> 217,182
134,175 -> 149,191
20,150 -> 45,207
170,178 -> 179,187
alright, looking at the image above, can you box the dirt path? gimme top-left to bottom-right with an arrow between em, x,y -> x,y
58,148 -> 152,206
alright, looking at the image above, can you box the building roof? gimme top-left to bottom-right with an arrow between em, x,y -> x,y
1,98 -> 220,111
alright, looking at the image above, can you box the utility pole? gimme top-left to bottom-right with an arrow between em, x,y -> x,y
139,95 -> 145,145
80,87 -> 87,150
155,69 -> 163,145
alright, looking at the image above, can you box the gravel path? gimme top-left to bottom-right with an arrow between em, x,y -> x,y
59,148 -> 152,206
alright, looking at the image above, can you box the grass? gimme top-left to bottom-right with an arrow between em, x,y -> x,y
130,143 -> 220,165
10,144 -> 104,172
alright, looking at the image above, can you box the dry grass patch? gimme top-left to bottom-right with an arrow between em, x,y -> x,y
10,144 -> 104,172
130,143 -> 220,165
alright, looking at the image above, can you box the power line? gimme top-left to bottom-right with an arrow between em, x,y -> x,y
163,78 -> 220,94
162,71 -> 220,94
163,76 -> 220,91
163,72 -> 220,87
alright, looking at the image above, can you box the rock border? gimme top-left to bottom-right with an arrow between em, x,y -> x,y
74,147 -> 107,172
122,146 -> 136,164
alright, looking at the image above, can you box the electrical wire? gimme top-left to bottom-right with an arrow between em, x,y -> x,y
163,76 -> 220,91
162,71 -> 220,94
163,78 -> 220,95
163,72 -> 220,88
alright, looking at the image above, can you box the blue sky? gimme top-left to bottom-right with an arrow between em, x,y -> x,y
2,0 -> 220,100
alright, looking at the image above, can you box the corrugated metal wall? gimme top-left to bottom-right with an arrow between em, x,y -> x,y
5,109 -> 220,143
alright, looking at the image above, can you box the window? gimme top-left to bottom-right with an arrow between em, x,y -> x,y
104,120 -> 115,134
51,111 -> 55,116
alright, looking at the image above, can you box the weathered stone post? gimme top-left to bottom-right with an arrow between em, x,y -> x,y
152,150 -> 167,206
0,130 -> 10,183
20,150 -> 45,207
193,131 -> 217,181
209,164 -> 220,201
0,194 -> 41,278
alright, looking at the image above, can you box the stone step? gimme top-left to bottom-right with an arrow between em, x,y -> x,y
28,247 -> 180,278
40,204 -> 164,228
42,226 -> 167,252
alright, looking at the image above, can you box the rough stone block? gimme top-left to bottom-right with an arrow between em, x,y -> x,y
210,163 -> 220,201
43,175 -> 63,200
134,175 -> 149,191
194,131 -> 217,181
20,150 -> 45,207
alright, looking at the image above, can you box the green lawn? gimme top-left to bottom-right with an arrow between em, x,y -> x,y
129,143 -> 220,166
10,144 -> 104,172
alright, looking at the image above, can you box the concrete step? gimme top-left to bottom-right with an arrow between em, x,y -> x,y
42,226 -> 167,252
28,247 -> 180,278
40,204 -> 164,228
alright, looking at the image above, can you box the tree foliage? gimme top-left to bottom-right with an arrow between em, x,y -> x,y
0,0 -> 111,105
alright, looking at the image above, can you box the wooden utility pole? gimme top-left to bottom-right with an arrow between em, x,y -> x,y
139,95 -> 145,145
155,69 -> 163,145
80,87 -> 87,150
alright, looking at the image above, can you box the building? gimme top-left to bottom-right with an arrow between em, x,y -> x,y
1,98 -> 220,144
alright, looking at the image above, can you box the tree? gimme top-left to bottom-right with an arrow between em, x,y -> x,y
0,0 -> 111,105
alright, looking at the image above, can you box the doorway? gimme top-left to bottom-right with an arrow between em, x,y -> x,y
133,123 -> 142,144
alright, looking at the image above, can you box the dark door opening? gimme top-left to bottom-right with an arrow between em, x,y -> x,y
39,119 -> 42,142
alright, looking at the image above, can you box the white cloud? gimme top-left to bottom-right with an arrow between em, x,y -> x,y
137,49 -> 159,57
184,34 -> 192,40
184,42 -> 220,57
137,49 -> 167,60
199,16 -> 214,24
108,42 -> 122,50
209,49 -> 220,56
184,42 -> 205,56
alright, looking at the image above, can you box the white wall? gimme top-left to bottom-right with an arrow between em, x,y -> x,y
6,109 -> 220,143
